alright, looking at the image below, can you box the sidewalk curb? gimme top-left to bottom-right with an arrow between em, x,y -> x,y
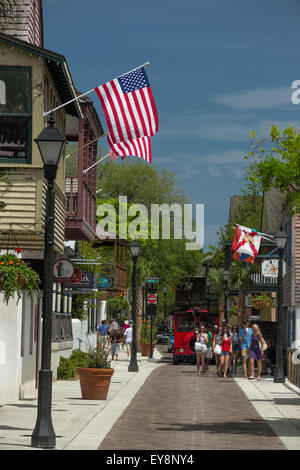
64,356 -> 164,450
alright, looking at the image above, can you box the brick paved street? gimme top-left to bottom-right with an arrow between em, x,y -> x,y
99,347 -> 286,450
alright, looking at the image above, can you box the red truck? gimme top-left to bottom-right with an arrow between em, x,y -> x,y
172,309 -> 220,364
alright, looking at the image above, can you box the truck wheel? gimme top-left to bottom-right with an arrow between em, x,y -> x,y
173,355 -> 179,365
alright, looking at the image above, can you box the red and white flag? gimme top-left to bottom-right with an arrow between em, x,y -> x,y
95,66 -> 159,144
231,225 -> 262,263
107,133 -> 152,163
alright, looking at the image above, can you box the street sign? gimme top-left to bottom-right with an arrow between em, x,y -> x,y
147,293 -> 158,305
146,278 -> 159,284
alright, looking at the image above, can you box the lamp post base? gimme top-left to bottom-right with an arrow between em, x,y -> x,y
273,374 -> 285,384
31,370 -> 56,449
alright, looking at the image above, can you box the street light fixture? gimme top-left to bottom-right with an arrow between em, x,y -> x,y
274,230 -> 288,384
128,240 -> 141,372
223,270 -> 230,323
31,116 -> 66,449
163,287 -> 167,319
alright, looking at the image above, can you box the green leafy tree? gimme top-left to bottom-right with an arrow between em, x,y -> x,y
228,260 -> 258,328
245,125 -> 300,214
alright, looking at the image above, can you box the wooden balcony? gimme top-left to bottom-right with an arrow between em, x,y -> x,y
92,237 -> 128,294
65,93 -> 104,242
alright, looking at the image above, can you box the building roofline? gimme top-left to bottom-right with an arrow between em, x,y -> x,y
0,31 -> 82,118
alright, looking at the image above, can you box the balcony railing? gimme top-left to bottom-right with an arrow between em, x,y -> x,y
250,273 -> 277,286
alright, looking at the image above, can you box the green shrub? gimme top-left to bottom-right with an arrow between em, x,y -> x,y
57,349 -> 88,380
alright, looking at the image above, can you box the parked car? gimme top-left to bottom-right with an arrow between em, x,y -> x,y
168,330 -> 174,352
155,324 -> 170,343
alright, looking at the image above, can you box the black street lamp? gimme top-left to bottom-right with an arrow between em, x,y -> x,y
223,270 -> 230,323
163,287 -> 167,318
31,116 -> 66,449
274,230 -> 288,384
128,240 -> 141,372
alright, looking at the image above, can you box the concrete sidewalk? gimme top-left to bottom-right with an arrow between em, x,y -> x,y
0,347 -> 164,450
235,374 -> 300,450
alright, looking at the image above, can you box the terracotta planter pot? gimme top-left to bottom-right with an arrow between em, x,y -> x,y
77,367 -> 114,400
139,342 -> 156,357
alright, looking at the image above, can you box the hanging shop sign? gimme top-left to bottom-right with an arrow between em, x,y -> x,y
97,272 -> 115,290
64,271 -> 94,289
53,258 -> 75,283
261,260 -> 278,278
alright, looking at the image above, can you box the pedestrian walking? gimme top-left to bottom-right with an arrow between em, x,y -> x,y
218,325 -> 232,378
213,326 -> 223,374
195,325 -> 208,376
110,326 -> 122,361
239,320 -> 252,378
230,325 -> 240,374
97,320 -> 109,347
205,326 -> 213,372
123,321 -> 133,361
247,324 -> 265,381
108,319 -> 119,346
121,320 -> 130,349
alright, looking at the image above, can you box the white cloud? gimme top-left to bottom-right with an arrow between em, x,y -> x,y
210,87 -> 291,110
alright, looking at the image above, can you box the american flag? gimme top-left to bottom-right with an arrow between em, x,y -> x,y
107,133 -> 152,163
95,66 -> 159,144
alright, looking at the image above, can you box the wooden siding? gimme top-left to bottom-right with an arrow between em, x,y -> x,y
0,172 -> 65,253
294,214 -> 300,305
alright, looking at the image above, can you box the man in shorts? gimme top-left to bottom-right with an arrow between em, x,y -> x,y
239,320 -> 252,378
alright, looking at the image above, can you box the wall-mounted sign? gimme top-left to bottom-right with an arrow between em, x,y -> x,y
97,272 -> 115,290
53,258 -> 74,283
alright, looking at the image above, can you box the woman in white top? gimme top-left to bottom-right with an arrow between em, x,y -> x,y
195,325 -> 208,376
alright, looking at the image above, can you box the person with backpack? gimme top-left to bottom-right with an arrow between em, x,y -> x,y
110,324 -> 122,361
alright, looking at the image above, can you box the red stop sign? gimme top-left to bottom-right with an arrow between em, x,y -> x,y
147,293 -> 158,305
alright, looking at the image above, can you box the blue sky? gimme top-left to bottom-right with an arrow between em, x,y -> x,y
44,0 -> 300,250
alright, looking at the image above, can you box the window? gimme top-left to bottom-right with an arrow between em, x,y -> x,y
176,315 -> 195,332
0,67 -> 32,163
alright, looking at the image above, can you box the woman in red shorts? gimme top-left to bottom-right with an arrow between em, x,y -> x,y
218,325 -> 232,378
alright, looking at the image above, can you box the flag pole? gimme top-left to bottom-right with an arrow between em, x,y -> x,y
43,62 -> 150,117
83,153 -> 110,174
233,224 -> 275,242
65,133 -> 108,159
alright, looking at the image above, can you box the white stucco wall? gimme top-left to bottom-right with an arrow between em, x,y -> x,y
0,294 -> 23,404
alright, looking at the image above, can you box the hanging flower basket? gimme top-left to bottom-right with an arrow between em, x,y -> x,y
0,254 -> 40,304
249,294 -> 273,310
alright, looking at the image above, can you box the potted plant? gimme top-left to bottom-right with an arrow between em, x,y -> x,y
249,293 -> 273,310
139,320 -> 157,356
76,344 -> 114,400
0,253 -> 40,303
